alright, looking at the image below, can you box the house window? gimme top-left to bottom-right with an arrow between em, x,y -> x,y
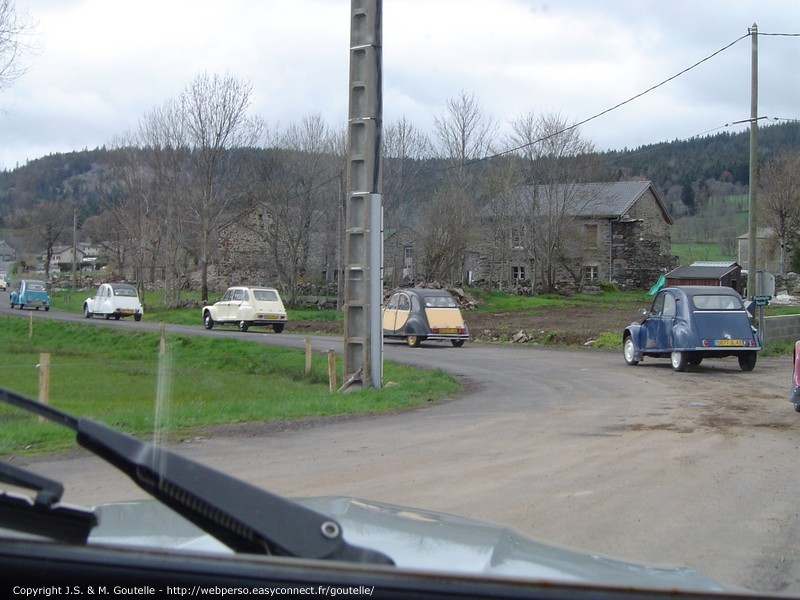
584,265 -> 598,283
403,246 -> 414,267
584,224 -> 598,248
511,227 -> 524,250
512,265 -> 526,281
402,246 -> 414,283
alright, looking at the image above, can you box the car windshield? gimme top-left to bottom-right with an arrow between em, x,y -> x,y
692,294 -> 743,310
253,289 -> 279,301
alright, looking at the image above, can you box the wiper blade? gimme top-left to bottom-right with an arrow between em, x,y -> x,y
0,387 -> 393,566
0,462 -> 96,544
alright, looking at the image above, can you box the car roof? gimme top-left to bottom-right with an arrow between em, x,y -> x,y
667,285 -> 741,298
405,288 -> 454,298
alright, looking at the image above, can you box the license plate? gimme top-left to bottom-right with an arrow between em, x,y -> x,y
715,339 -> 744,347
259,314 -> 281,319
120,309 -> 134,313
440,328 -> 457,334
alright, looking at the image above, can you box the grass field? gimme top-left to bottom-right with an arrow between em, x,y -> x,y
0,316 -> 459,455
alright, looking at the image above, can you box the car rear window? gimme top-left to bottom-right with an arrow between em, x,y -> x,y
692,294 -> 743,310
253,289 -> 279,301
27,282 -> 46,291
424,296 -> 457,308
112,286 -> 137,297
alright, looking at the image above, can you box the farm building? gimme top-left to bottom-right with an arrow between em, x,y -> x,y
665,261 -> 742,291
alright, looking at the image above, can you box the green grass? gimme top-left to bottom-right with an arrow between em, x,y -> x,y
0,317 -> 459,456
671,242 -> 734,265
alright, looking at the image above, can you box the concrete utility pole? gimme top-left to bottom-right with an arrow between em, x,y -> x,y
343,0 -> 383,389
747,23 -> 758,296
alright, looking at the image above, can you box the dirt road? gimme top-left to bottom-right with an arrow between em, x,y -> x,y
12,316 -> 798,595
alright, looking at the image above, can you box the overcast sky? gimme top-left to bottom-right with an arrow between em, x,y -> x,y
0,0 -> 798,170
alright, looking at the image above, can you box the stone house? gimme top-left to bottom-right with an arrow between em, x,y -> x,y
383,226 -> 419,288
217,205 -> 338,298
737,227 -> 783,274
475,180 -> 675,290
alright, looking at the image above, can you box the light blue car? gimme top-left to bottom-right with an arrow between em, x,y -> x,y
9,278 -> 51,311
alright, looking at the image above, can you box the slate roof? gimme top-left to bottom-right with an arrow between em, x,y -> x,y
482,180 -> 672,224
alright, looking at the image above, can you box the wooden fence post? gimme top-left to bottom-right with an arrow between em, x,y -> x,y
327,349 -> 336,393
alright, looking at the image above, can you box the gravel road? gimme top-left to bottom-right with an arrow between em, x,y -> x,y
4,305 -> 799,595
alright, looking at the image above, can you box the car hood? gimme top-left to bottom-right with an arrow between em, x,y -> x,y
89,496 -> 730,593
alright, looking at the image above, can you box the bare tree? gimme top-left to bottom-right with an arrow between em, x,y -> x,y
259,113 -> 339,303
0,0 -> 34,94
759,150 -> 800,274
179,72 -> 265,301
419,182 -> 476,284
434,90 -> 495,185
383,116 -> 433,227
10,200 -> 71,278
507,112 -> 601,291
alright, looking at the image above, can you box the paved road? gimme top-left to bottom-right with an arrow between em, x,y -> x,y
2,299 -> 798,594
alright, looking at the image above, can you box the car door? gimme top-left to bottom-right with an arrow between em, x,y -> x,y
232,288 -> 249,321
640,290 -> 677,351
382,293 -> 400,334
393,292 -> 412,332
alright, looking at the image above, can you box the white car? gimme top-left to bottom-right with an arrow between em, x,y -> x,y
83,283 -> 143,321
202,286 -> 287,333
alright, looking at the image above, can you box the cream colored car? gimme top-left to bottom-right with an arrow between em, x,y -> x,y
202,286 -> 288,333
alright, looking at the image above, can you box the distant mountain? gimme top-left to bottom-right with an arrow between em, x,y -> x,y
0,122 -> 797,228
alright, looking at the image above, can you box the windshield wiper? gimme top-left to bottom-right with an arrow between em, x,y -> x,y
0,461 -> 96,544
0,387 -> 394,566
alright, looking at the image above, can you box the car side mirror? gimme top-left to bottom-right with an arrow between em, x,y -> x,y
639,308 -> 648,316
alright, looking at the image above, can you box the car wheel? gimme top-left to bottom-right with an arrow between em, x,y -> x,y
451,339 -> 465,347
44,307 -> 49,312
623,336 -> 639,365
687,356 -> 703,366
83,305 -> 92,318
134,314 -> 142,322
114,314 -> 121,320
671,351 -> 688,372
238,320 -> 249,333
794,403 -> 800,413
104,313 -> 111,320
203,312 -> 214,330
738,351 -> 757,372
273,323 -> 284,333
406,335 -> 422,348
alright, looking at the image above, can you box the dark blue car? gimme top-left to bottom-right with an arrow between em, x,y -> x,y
623,285 -> 760,372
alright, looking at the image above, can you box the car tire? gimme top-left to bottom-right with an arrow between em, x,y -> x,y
114,314 -> 121,320
738,351 -> 757,372
451,339 -> 465,347
203,312 -> 214,330
671,351 -> 688,372
134,314 -> 142,322
45,307 -> 49,312
687,356 -> 703,366
794,403 -> 800,413
84,305 -> 92,318
623,336 -> 639,365
238,321 -> 249,333
273,323 -> 284,333
406,335 -> 422,348
104,314 -> 111,320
